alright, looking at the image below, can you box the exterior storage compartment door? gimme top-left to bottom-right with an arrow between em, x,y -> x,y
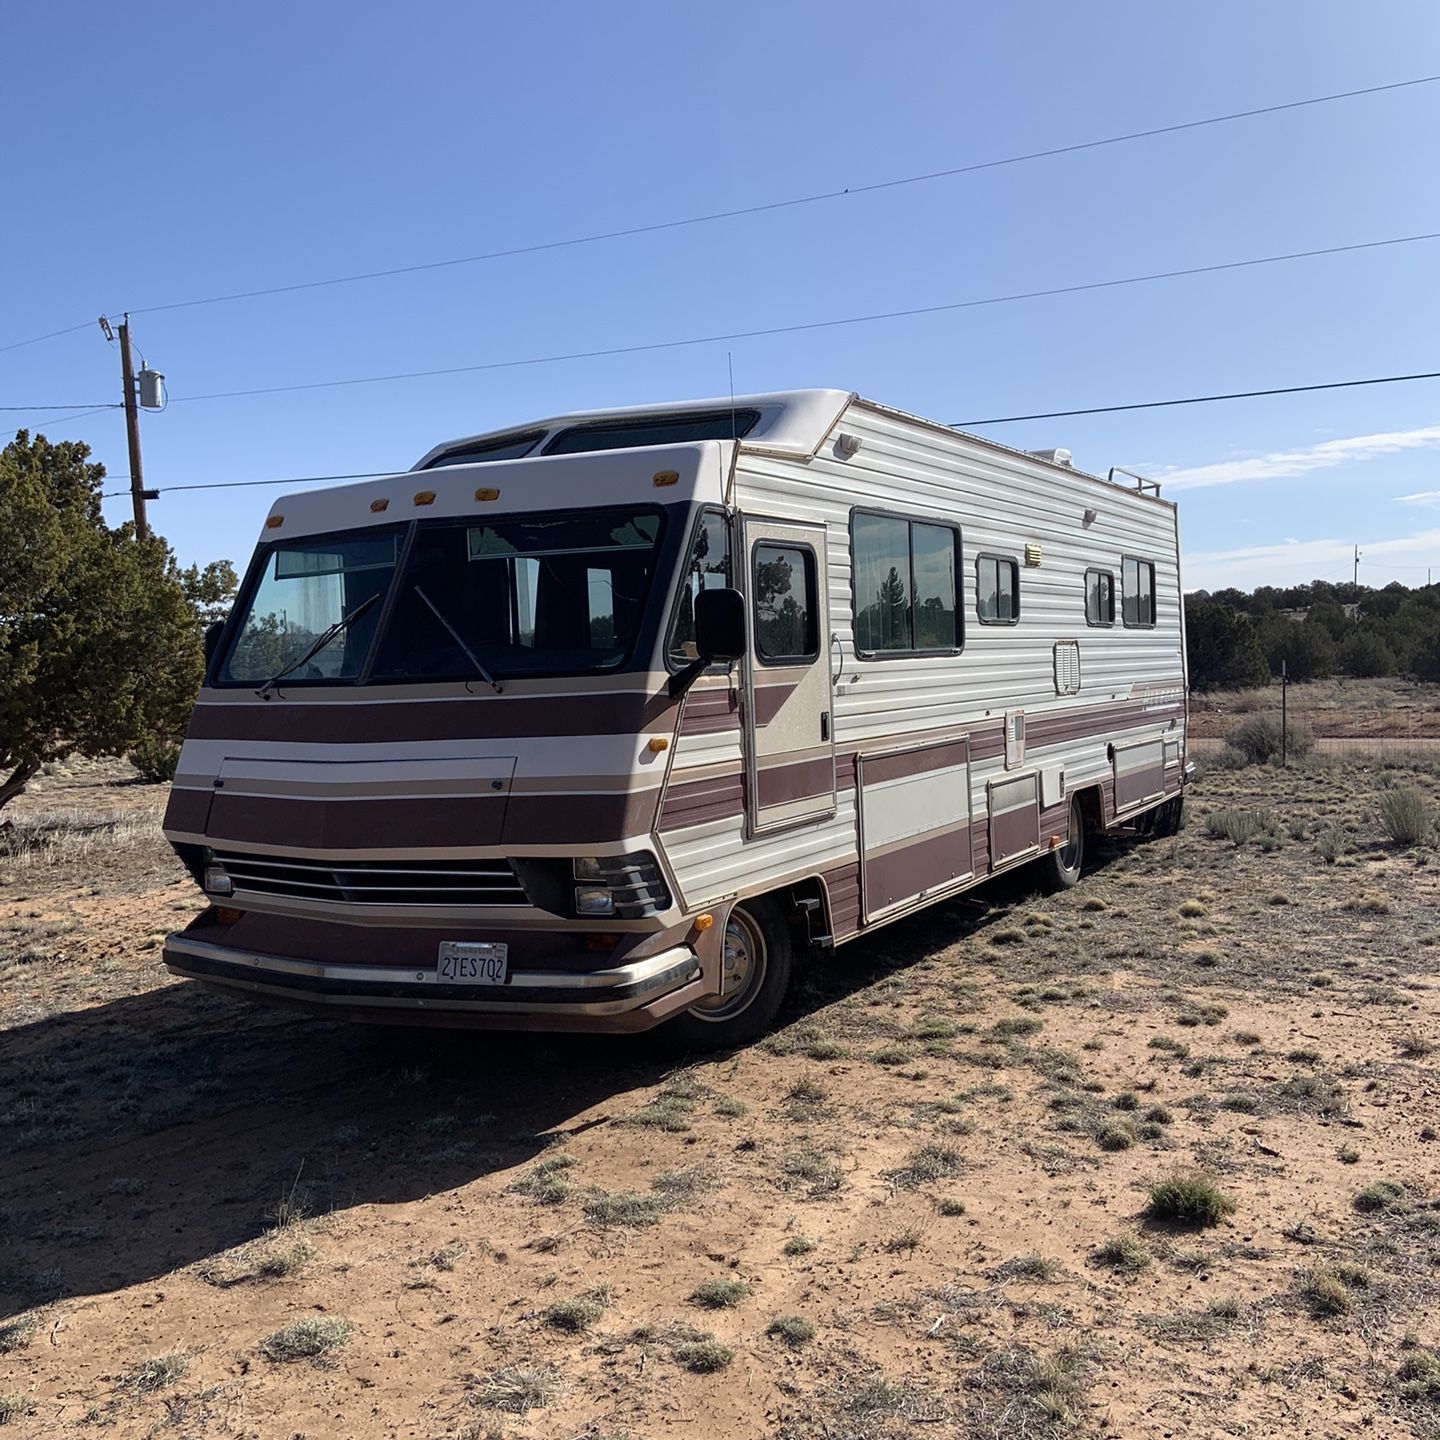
858,736 -> 973,923
1111,738 -> 1166,813
743,518 -> 835,834
988,771 -> 1040,867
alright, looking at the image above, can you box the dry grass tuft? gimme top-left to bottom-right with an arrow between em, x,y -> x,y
260,1316 -> 352,1363
473,1363 -> 561,1413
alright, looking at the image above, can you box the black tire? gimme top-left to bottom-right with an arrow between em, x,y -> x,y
667,896 -> 793,1050
1041,794 -> 1086,891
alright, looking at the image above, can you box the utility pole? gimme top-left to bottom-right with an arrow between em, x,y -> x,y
118,316 -> 147,538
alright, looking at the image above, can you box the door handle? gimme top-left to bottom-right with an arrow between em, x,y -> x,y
820,712 -> 831,742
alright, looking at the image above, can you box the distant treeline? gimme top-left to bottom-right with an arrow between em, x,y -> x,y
1184,580 -> 1440,691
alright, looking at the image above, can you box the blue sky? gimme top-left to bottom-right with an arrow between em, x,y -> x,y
3,1 -> 1439,592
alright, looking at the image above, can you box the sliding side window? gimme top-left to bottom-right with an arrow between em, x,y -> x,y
976,553 -> 1020,625
850,511 -> 962,656
1122,556 -> 1156,628
1086,568 -> 1115,626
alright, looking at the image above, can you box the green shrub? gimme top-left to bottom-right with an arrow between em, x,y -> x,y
1205,808 -> 1279,845
1144,1172 -> 1235,1227
1226,714 -> 1313,766
130,734 -> 182,783
1378,787 -> 1432,846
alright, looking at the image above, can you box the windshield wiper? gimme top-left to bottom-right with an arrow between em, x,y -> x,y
254,592 -> 381,697
413,585 -> 503,693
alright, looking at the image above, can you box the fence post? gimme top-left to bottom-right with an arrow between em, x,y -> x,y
1281,661 -> 1288,767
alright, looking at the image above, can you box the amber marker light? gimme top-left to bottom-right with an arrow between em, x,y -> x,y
653,470 -> 679,487
370,498 -> 390,513
265,515 -> 284,529
475,487 -> 501,502
647,737 -> 669,753
693,913 -> 715,932
413,490 -> 436,506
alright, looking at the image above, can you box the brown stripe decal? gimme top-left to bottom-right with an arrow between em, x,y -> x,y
187,692 -> 676,744
861,737 -> 969,786
679,688 -> 740,736
756,756 -> 835,809
202,788 -> 660,849
990,802 -> 1039,866
751,681 -> 799,727
164,787 -> 212,835
864,826 -> 974,917
821,862 -> 862,941
658,772 -> 745,831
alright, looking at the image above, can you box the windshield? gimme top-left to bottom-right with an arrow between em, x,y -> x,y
373,507 -> 662,679
217,506 -> 666,686
219,531 -> 399,684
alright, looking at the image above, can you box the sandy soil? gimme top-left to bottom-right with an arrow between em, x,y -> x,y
2,755 -> 1438,1439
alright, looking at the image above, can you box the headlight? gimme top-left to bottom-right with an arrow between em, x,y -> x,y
569,853 -> 670,919
574,885 -> 617,916
203,862 -> 234,897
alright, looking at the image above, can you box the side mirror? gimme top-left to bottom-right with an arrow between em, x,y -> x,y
693,587 -> 747,663
669,587 -> 747,698
203,621 -> 226,667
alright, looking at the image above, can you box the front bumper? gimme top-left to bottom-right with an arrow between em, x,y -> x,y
163,933 -> 705,1031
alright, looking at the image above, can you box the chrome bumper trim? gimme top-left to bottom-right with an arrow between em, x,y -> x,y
164,934 -> 701,1016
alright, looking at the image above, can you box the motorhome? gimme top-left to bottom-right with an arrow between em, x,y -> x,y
162,389 -> 1190,1046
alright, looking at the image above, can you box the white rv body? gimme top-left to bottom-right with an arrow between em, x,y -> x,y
162,389 -> 1189,1036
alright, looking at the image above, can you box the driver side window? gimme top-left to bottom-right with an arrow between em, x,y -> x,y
667,511 -> 732,664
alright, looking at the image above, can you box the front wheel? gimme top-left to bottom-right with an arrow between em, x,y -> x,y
667,897 -> 793,1050
1041,795 -> 1086,891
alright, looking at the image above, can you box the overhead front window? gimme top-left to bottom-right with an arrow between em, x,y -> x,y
976,553 -> 1020,624
667,510 -> 732,666
220,532 -> 400,684
420,430 -> 546,469
1086,568 -> 1115,626
851,511 -> 962,655
1122,556 -> 1156,627
753,543 -> 818,663
545,408 -> 761,456
371,506 -> 664,680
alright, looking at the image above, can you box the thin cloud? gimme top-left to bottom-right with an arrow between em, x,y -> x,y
1185,527 -> 1440,591
1397,490 -> 1440,508
1157,424 -> 1440,492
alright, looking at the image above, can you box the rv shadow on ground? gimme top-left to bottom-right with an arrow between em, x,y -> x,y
0,839 -> 1136,1318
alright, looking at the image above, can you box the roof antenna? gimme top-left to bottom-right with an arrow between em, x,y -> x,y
727,350 -> 737,444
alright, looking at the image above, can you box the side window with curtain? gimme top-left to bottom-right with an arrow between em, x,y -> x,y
976,554 -> 1020,624
753,543 -> 818,663
666,511 -> 732,664
850,511 -> 962,656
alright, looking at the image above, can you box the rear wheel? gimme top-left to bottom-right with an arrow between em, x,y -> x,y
668,897 -> 793,1050
1041,794 -> 1086,890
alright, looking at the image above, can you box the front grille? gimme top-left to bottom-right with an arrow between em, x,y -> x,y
215,852 -> 530,908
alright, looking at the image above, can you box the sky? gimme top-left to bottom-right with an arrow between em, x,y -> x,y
3,1 -> 1439,594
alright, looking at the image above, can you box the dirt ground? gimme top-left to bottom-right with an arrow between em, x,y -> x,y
1188,677 -> 1440,741
2,754 -> 1439,1440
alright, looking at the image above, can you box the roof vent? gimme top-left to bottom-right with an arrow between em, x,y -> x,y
1027,447 -> 1073,468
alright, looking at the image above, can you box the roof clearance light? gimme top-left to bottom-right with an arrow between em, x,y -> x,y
370,498 -> 390,513
475,487 -> 501,502
413,491 -> 436,506
653,470 -> 679,487
265,515 -> 284,529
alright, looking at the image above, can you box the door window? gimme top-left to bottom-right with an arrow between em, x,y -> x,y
753,543 -> 818,663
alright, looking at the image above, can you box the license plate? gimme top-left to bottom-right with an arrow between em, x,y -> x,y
436,941 -> 508,985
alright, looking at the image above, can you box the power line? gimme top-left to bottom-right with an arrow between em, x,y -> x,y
9,405 -> 120,428
0,319 -> 96,357
158,230 -> 1440,406
953,368 -> 1440,426
0,402 -> 119,411
6,72 -> 1439,354
97,359 -> 1440,501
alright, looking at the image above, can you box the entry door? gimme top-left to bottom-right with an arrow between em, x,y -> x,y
743,518 -> 836,834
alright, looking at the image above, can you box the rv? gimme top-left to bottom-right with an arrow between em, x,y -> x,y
162,390 -> 1190,1046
